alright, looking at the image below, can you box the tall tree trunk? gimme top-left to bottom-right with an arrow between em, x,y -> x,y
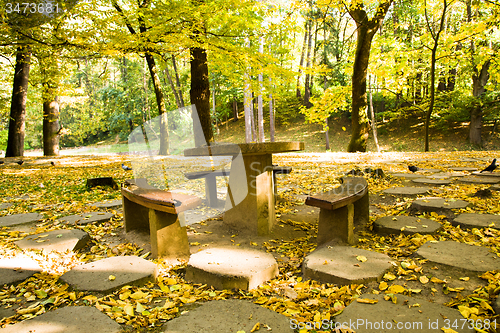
190,47 -> 213,147
257,37 -> 265,143
232,100 -> 238,122
244,39 -> 252,143
143,58 -> 151,122
43,97 -> 60,156
424,0 -> 448,152
172,55 -> 185,107
212,86 -> 219,135
164,62 -> 181,108
470,60 -> 490,146
296,20 -> 309,98
145,52 -> 169,154
6,45 -> 31,157
303,20 -> 315,108
347,1 -> 392,152
269,42 -> 275,142
369,75 -> 380,152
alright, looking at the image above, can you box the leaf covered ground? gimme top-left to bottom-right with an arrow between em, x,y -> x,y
0,151 -> 499,333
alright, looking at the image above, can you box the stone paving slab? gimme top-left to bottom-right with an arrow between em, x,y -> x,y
416,240 -> 499,272
430,172 -> 467,178
383,187 -> 430,196
335,293 -> 474,333
389,173 -> 423,179
0,203 -> 12,210
87,199 -> 122,209
0,306 -> 121,333
60,255 -> 157,293
459,176 -> 500,184
453,213 -> 500,230
472,171 -> 500,177
163,299 -> 293,333
185,248 -> 278,290
0,254 -> 42,285
374,216 -> 441,235
490,184 -> 500,191
303,245 -> 392,285
450,167 -> 478,172
411,197 -> 470,213
0,213 -> 43,228
412,178 -> 452,185
14,229 -> 90,252
57,212 -> 114,225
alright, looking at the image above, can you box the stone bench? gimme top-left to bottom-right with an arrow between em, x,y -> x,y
184,165 -> 292,207
305,176 -> 369,245
121,178 -> 201,259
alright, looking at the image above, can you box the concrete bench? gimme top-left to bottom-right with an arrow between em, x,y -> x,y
184,166 -> 292,207
305,177 -> 369,245
121,178 -> 201,259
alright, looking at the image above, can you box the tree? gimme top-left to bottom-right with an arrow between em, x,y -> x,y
190,46 -> 213,146
423,0 -> 448,152
6,44 -> 31,157
346,0 -> 393,152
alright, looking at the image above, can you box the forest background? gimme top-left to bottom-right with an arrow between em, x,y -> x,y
1,0 -> 499,157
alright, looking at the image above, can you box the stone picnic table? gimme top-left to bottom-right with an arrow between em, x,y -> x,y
184,142 -> 304,235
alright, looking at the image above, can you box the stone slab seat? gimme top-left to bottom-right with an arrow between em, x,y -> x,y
184,166 -> 292,207
305,177 -> 369,245
121,178 -> 202,260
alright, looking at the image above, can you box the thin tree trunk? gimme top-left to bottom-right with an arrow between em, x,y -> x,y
43,97 -> 60,156
250,94 -> 256,141
424,0 -> 448,152
470,60 -> 490,146
143,58 -> 151,122
164,62 -> 181,108
190,47 -> 213,147
296,20 -> 309,98
232,100 -> 238,121
212,86 -> 219,135
257,37 -> 265,143
269,42 -> 275,142
244,38 -> 252,143
6,45 -> 31,157
172,55 -> 185,107
145,52 -> 169,154
369,75 -> 380,152
303,20 -> 315,108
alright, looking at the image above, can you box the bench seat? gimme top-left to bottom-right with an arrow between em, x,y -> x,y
121,178 -> 202,259
305,177 -> 369,245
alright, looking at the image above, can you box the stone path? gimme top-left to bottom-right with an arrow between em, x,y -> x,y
163,299 -> 293,333
1,160 -> 499,332
0,306 -> 121,333
374,215 -> 441,235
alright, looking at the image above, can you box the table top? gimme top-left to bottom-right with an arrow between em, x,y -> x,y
184,141 -> 305,157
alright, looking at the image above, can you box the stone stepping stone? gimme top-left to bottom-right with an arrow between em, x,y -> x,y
453,213 -> 500,230
494,297 -> 500,318
87,199 -> 122,209
163,299 -> 293,333
389,173 -> 423,179
418,168 -> 441,173
383,187 -> 430,196
472,171 -> 500,177
57,212 -> 114,226
0,203 -> 12,210
60,256 -> 157,293
411,197 -> 470,213
335,293 -> 474,333
490,184 -> 500,191
185,248 -> 278,290
459,176 -> 500,184
450,167 -> 477,172
0,213 -> 43,228
374,216 -> 441,235
0,306 -> 121,333
14,229 -> 90,252
302,245 -> 392,285
416,240 -> 499,272
412,178 -> 451,185
0,254 -> 42,285
429,172 -> 467,178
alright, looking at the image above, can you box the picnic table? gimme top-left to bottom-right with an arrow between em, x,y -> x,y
184,142 -> 304,235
